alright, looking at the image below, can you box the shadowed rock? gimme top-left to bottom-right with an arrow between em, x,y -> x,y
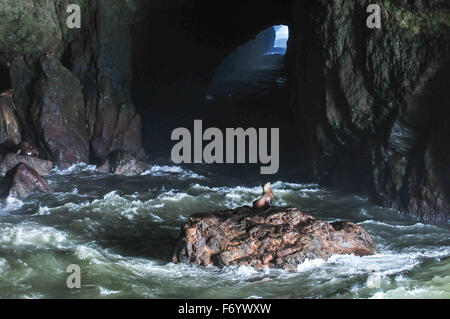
0,163 -> 52,199
98,151 -> 148,176
0,94 -> 21,150
0,153 -> 53,176
173,206 -> 378,270
11,55 -> 90,167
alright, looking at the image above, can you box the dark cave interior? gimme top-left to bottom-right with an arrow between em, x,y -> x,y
130,0 -> 312,179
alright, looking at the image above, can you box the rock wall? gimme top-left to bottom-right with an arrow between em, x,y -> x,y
290,0 -> 450,220
0,93 -> 21,150
0,0 -> 145,167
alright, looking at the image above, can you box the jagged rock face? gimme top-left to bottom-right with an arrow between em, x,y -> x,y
173,206 -> 378,270
290,0 -> 450,220
0,0 -> 145,166
0,94 -> 21,149
0,153 -> 54,176
98,151 -> 148,176
67,0 -> 145,162
0,163 -> 52,199
10,55 -> 89,167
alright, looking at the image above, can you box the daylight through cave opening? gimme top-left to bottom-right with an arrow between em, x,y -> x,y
206,25 -> 290,100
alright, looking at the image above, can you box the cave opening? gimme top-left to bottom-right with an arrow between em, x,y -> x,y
131,5 -> 312,181
206,25 -> 289,99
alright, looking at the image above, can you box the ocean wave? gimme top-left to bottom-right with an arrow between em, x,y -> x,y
141,165 -> 206,180
51,163 -> 98,175
296,258 -> 327,272
1,164 -> 449,299
0,258 -> 9,274
99,287 -> 121,296
0,223 -> 70,249
290,247 -> 450,280
29,180 -> 325,222
74,244 -> 113,265
0,197 -> 25,213
188,182 -> 322,207
359,219 -> 444,231
371,284 -> 450,299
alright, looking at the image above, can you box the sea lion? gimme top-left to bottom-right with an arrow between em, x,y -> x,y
0,89 -> 13,97
252,182 -> 274,209
18,141 -> 39,157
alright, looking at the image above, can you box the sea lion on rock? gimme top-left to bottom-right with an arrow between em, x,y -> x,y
252,182 -> 274,209
18,141 -> 39,158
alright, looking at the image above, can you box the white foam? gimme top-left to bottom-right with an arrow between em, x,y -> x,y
188,182 -> 323,207
74,245 -> 104,262
292,247 -> 450,280
157,190 -> 191,202
141,165 -> 205,180
99,287 -> 121,296
235,265 -> 260,276
296,258 -> 327,272
35,206 -> 51,216
0,258 -> 9,274
360,219 -> 443,231
1,196 -> 25,212
150,213 -> 164,222
117,258 -> 173,277
52,163 -> 98,175
0,223 -> 69,249
371,286 -> 450,299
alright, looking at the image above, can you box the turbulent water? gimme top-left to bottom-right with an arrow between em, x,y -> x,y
0,163 -> 449,299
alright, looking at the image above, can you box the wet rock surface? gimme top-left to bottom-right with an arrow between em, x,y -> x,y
98,151 -> 148,176
173,206 -> 378,270
0,153 -> 53,176
290,0 -> 450,221
10,55 -> 90,168
2,1 -> 145,167
0,163 -> 52,200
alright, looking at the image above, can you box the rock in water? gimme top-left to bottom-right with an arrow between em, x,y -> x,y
0,163 -> 52,199
252,182 -> 274,209
98,151 -> 148,176
173,206 -> 378,270
0,153 -> 54,176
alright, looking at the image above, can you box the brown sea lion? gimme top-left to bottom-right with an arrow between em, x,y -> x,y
252,182 -> 274,209
18,141 -> 39,157
0,89 -> 13,97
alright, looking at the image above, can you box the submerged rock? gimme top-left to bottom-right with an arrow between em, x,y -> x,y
173,206 -> 378,270
0,153 -> 53,176
98,151 -> 148,176
0,163 -> 52,199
